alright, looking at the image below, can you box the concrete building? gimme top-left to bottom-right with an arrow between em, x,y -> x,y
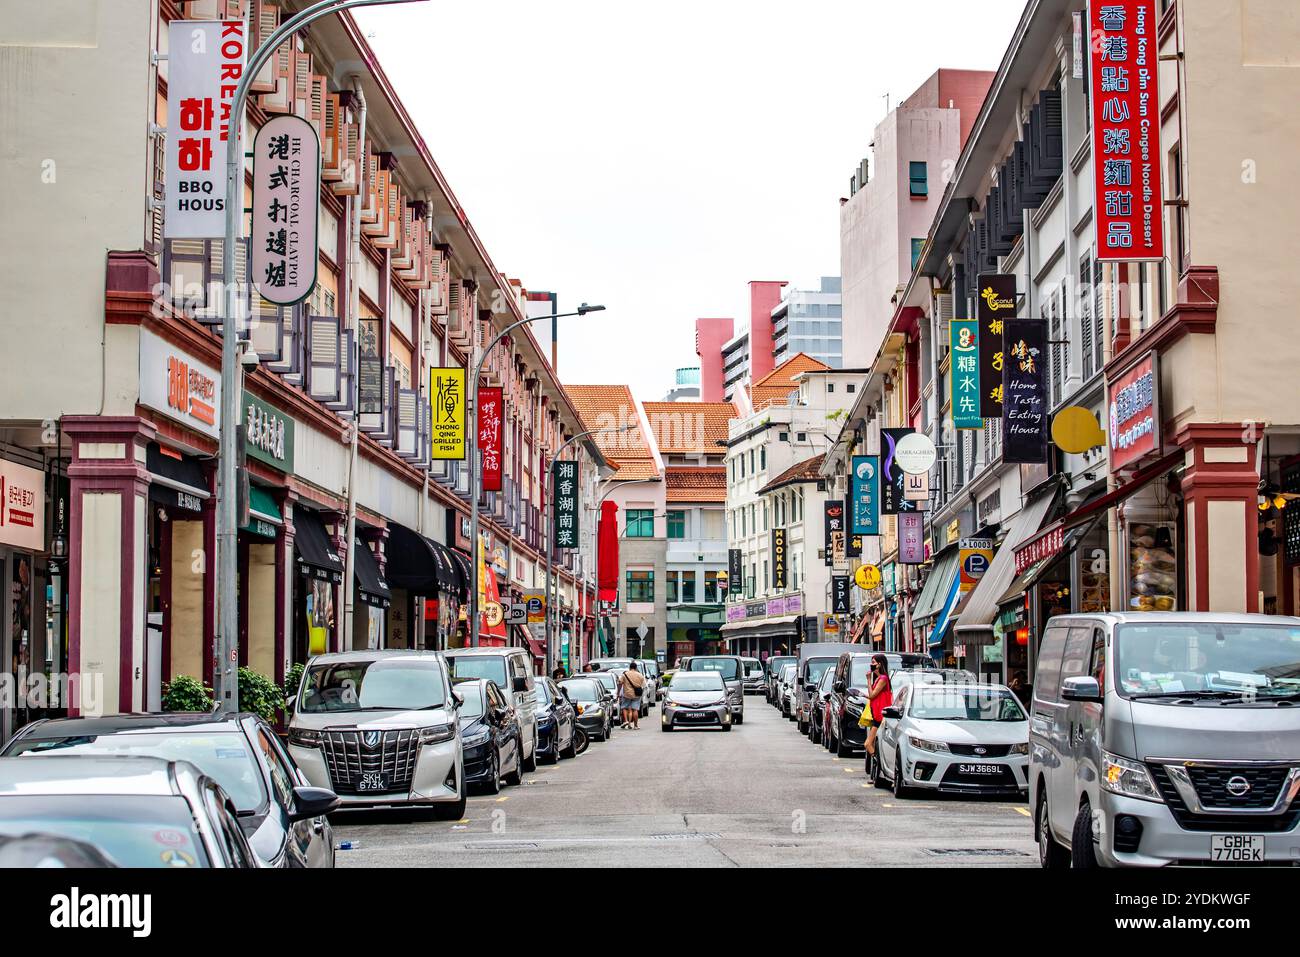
840,69 -> 994,369
661,367 -> 702,402
721,331 -> 752,405
772,277 -> 845,369
0,0 -> 603,740
694,318 -> 734,403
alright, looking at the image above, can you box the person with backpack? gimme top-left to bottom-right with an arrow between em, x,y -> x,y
618,661 -> 646,729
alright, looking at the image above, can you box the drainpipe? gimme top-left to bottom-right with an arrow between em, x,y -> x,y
341,76 -> 367,650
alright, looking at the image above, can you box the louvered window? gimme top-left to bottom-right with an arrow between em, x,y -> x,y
1048,291 -> 1064,409
307,314 -> 342,404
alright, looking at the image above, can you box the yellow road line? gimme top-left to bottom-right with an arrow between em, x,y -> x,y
1013,806 -> 1031,817
843,767 -> 856,774
496,796 -> 509,803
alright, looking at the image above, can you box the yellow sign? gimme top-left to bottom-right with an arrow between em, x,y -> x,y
430,366 -> 466,460
1052,405 -> 1107,454
484,602 -> 504,627
854,564 -> 882,590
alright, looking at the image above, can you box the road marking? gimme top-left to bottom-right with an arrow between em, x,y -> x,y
496,796 -> 509,803
1012,806 -> 1031,817
843,767 -> 855,774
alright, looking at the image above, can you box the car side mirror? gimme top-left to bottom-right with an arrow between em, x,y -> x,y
512,676 -> 528,694
881,707 -> 901,720
804,682 -> 817,693
1061,676 -> 1103,703
289,786 -> 340,822
833,681 -> 846,694
450,690 -> 464,709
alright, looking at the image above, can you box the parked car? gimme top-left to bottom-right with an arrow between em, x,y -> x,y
741,657 -> 766,695
809,667 -> 836,746
825,652 -> 874,757
589,657 -> 634,672
559,677 -> 613,741
454,678 -> 523,794
873,682 -> 1029,800
0,755 -> 259,868
766,655 -> 797,705
794,645 -> 852,735
533,676 -> 578,762
638,659 -> 662,705
586,670 -> 624,725
443,646 -> 540,771
288,651 -> 465,819
778,664 -> 798,719
661,671 -> 732,732
1031,613 -> 1300,869
3,712 -> 337,868
681,655 -> 746,723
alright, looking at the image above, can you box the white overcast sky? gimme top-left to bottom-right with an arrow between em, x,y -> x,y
357,1 -> 1025,399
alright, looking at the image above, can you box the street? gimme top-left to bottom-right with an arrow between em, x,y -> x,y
333,697 -> 1036,867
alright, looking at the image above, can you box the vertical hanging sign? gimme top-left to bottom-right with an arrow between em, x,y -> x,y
165,20 -> 246,239
252,115 -> 320,306
881,429 -> 917,515
899,512 -> 926,565
831,576 -> 851,615
728,548 -> 744,597
430,367 -> 466,460
951,319 -> 983,429
1088,0 -> 1164,262
1002,318 -> 1050,464
552,460 -> 579,550
824,501 -> 845,567
478,387 -> 504,492
977,275 -> 1016,418
771,527 -> 788,591
850,456 -> 880,535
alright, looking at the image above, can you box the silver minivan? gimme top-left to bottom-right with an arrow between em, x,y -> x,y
1031,612 -> 1300,868
442,647 -> 540,772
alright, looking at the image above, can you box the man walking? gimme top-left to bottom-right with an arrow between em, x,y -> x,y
619,661 -> 646,729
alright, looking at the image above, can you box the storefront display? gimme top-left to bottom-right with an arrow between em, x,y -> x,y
1127,521 -> 1177,612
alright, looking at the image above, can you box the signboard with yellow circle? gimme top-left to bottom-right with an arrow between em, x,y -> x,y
484,602 -> 504,627
854,565 -> 882,591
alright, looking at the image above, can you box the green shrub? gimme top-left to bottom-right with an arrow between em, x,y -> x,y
162,675 -> 214,713
238,667 -> 285,723
282,662 -> 306,709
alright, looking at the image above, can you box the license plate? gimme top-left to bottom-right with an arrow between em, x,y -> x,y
684,711 -> 709,719
1211,834 -> 1265,862
957,764 -> 1002,775
357,771 -> 389,792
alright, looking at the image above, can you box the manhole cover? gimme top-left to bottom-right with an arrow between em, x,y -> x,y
926,848 -> 1027,857
649,832 -> 720,841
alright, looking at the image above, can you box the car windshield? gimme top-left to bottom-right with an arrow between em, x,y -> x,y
848,659 -> 875,688
780,666 -> 796,681
671,674 -> 725,692
804,658 -> 836,684
590,672 -> 616,689
818,671 -> 835,691
910,688 -> 1027,722
533,681 -> 554,706
454,683 -> 486,718
639,661 -> 659,676
742,660 -> 763,677
0,795 -> 210,868
441,654 -> 508,689
559,679 -> 600,703
1116,623 -> 1300,698
6,732 -> 266,813
593,660 -> 632,671
686,657 -> 741,681
768,658 -> 795,675
299,658 -> 447,713
897,654 -> 938,670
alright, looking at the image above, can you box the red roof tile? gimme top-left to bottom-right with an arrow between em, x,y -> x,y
665,467 -> 727,503
758,453 -> 826,495
750,353 -> 831,411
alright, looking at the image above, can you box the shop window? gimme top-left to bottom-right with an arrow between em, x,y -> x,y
667,510 -> 686,540
666,572 -> 678,604
625,509 -> 655,538
704,570 -> 724,604
681,571 -> 697,603
626,569 -> 654,603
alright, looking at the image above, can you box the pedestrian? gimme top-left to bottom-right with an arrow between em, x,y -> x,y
582,662 -> 595,673
552,666 -> 567,682
862,653 -> 893,762
619,661 -> 646,729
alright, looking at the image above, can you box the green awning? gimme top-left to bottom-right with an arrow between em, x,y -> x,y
242,486 -> 282,539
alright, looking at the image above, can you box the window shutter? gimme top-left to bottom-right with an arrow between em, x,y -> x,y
1080,256 -> 1094,380
307,314 -> 342,404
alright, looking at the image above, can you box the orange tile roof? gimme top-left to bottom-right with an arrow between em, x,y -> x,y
758,452 -> 827,495
665,467 -> 727,503
565,384 -> 659,481
642,401 -> 738,455
750,353 -> 831,411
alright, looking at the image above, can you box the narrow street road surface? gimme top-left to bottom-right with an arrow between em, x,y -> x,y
332,699 -> 1036,867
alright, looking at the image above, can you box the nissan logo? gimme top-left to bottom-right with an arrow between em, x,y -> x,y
362,730 -> 382,750
1226,776 -> 1252,798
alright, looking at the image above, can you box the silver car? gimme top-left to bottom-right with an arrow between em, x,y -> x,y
779,664 -> 798,719
661,671 -> 732,732
1032,613 -> 1300,868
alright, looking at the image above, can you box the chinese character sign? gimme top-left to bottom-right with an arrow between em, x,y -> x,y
1108,352 -> 1160,470
1001,318 -> 1049,464
824,501 -> 845,566
880,429 -> 917,515
478,387 -> 504,492
1088,0 -> 1164,262
252,114 -> 320,306
850,456 -> 880,535
898,512 -> 926,565
951,319 -> 983,429
165,20 -> 245,239
552,460 -> 580,550
977,274 -> 1015,419
430,367 -> 466,460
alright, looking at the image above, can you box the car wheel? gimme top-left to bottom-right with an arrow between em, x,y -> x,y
1037,793 -> 1069,869
482,747 -> 502,795
809,719 -> 820,744
661,721 -> 672,732
836,722 -> 854,757
433,791 -> 467,821
869,751 -> 888,789
522,731 -> 538,772
796,717 -> 806,734
504,736 -> 524,786
1071,802 -> 1099,869
720,722 -> 732,732
735,712 -> 744,725
892,749 -> 913,799
560,725 -> 577,759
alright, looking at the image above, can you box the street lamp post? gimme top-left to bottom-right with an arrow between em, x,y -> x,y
213,0 -> 426,714
467,305 -> 605,649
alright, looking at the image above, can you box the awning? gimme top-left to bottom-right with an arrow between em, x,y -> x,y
718,614 -> 801,639
241,485 -> 281,540
927,575 -> 963,648
912,548 -> 962,622
293,508 -> 344,584
354,540 -> 391,608
849,614 -> 871,644
450,548 -> 472,590
385,524 -> 465,597
520,627 -> 546,662
870,609 -> 886,642
146,443 -> 208,514
1049,449 -> 1184,535
955,480 -> 1064,646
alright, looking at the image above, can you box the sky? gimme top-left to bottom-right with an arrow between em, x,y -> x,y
356,1 -> 1026,400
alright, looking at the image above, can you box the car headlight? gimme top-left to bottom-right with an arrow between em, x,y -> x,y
461,729 -> 491,748
419,723 -> 457,745
288,728 -> 321,748
1009,741 -> 1029,755
908,735 -> 950,753
1101,751 -> 1164,803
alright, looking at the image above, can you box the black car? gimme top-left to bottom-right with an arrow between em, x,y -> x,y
455,678 -> 523,794
1,713 -> 338,868
559,677 -> 612,741
826,652 -> 875,756
532,676 -> 578,763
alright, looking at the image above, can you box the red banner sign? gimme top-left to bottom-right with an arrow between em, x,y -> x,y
1088,0 -> 1164,262
478,387 -> 504,492
1015,524 -> 1066,577
1108,352 -> 1159,471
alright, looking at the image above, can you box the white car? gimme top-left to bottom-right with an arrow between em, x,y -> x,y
638,659 -> 662,706
872,682 -> 1029,799
779,664 -> 798,720
288,651 -> 465,819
